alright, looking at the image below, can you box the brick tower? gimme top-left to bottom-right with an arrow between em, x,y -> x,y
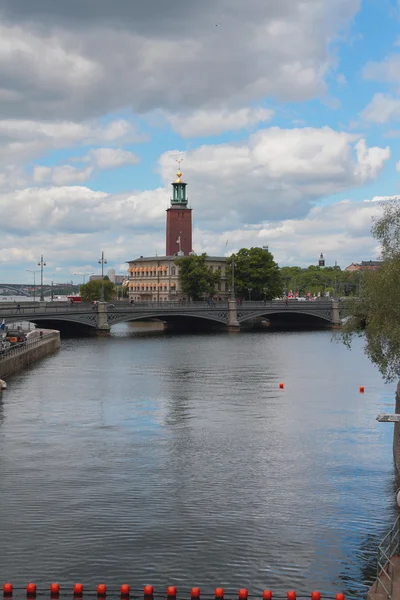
166,164 -> 192,256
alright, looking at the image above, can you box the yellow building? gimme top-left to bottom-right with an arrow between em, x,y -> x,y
126,255 -> 230,303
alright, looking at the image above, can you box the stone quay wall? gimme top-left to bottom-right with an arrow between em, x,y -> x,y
0,330 -> 61,379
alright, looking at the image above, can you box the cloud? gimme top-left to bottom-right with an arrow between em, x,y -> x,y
0,118 -> 145,167
33,165 -> 93,186
0,0 -> 360,120
89,148 -> 140,169
165,107 -> 274,137
363,53 -> 400,84
361,93 -> 400,123
159,126 -> 390,227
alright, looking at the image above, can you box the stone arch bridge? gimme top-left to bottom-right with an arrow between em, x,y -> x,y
1,300 -> 341,334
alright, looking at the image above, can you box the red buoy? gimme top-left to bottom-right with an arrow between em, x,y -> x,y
262,592 -> 272,600
73,584 -> 83,596
287,592 -> 296,600
238,590 -> 248,600
215,589 -> 224,599
167,587 -> 176,598
279,382 -> 284,389
3,584 -> 13,595
120,585 -> 130,597
26,584 -> 36,596
144,586 -> 154,597
359,386 -> 365,393
97,585 -> 106,596
311,593 -> 320,600
191,588 -> 200,599
50,584 -> 60,595
336,595 -> 345,600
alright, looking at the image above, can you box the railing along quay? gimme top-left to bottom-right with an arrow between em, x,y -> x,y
0,332 -> 57,361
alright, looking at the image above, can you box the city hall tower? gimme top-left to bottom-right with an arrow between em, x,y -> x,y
166,164 -> 192,256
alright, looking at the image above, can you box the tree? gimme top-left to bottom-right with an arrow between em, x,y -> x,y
175,253 -> 220,300
227,247 -> 282,300
79,279 -> 116,302
343,200 -> 400,382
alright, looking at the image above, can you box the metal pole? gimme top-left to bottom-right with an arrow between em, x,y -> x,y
36,257 -> 46,301
98,251 -> 107,302
231,257 -> 235,300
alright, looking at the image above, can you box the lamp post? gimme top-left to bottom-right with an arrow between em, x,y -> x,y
230,257 -> 235,300
98,251 -> 107,302
37,255 -> 46,301
248,287 -> 253,302
26,270 -> 39,302
263,286 -> 268,302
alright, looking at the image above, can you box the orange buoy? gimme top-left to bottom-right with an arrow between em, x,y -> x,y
50,584 -> 60,595
215,589 -> 224,599
238,590 -> 248,600
73,584 -> 83,596
359,385 -> 365,393
287,592 -> 296,600
3,584 -> 13,595
26,584 -> 36,596
191,588 -> 200,599
335,595 -> 345,600
262,592 -> 272,600
144,586 -> 154,597
120,585 -> 130,597
311,593 -> 320,600
97,585 -> 106,596
279,382 -> 284,389
167,588 -> 176,598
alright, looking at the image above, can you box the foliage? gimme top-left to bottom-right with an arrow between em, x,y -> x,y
226,247 -> 282,300
79,279 -> 116,302
279,264 -> 359,297
343,200 -> 400,382
175,253 -> 220,300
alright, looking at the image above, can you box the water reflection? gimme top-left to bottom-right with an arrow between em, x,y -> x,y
0,324 -> 397,596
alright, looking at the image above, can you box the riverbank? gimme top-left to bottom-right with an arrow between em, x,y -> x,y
0,329 -> 60,379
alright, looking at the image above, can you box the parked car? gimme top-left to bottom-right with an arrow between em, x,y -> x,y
5,330 -> 27,345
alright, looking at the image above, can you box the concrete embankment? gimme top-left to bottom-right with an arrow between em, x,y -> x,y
394,382 -> 400,474
0,330 -> 61,379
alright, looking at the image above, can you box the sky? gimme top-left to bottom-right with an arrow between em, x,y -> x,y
1,0 -> 400,284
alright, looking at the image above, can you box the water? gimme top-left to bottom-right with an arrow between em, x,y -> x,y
0,323 -> 397,598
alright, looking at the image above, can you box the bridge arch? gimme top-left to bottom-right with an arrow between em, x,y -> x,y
237,307 -> 333,325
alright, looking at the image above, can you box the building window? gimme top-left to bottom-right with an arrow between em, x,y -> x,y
225,283 -> 229,292
171,266 -> 176,276
218,283 -> 221,291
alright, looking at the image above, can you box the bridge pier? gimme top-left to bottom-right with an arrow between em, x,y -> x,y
96,302 -> 110,336
227,299 -> 240,332
332,300 -> 341,326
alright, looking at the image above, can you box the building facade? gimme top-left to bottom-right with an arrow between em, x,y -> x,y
345,261 -> 382,272
126,167 -> 230,302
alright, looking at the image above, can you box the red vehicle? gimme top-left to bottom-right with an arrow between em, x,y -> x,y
67,296 -> 82,303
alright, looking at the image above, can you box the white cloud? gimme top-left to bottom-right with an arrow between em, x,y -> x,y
89,148 -> 140,169
363,54 -> 400,84
0,118 -> 145,167
361,93 -> 400,123
159,126 -> 389,227
165,107 -> 274,137
33,165 -> 93,186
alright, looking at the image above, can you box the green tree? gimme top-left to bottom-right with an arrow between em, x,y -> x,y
175,253 -> 220,300
343,200 -> 400,382
79,279 -> 116,302
227,247 -> 282,300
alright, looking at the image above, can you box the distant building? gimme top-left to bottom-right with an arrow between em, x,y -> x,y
89,275 -> 103,281
345,261 -> 382,272
318,253 -> 325,267
126,167 -> 230,302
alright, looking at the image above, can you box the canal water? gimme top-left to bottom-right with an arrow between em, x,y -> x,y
0,324 -> 397,598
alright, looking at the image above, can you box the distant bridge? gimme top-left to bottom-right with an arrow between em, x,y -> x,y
0,299 -> 341,334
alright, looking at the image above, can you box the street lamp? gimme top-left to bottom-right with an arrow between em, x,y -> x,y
73,272 -> 93,284
26,270 -> 39,302
98,251 -> 107,302
37,255 -> 46,301
248,287 -> 253,302
263,286 -> 268,302
230,257 -> 235,300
